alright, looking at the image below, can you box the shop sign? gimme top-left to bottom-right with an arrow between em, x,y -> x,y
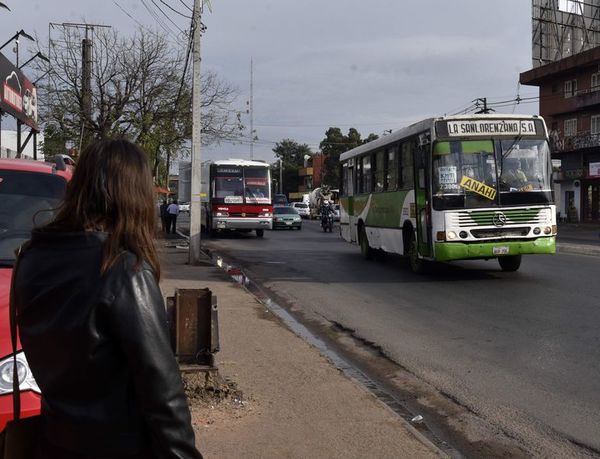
589,162 -> 600,177
0,52 -> 38,130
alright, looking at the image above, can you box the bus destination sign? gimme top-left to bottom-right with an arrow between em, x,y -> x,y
446,120 -> 537,137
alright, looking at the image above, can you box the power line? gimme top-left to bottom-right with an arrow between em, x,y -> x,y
140,0 -> 185,43
150,0 -> 190,33
158,0 -> 192,19
178,0 -> 193,12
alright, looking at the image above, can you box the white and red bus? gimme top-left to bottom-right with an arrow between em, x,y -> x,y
201,159 -> 273,237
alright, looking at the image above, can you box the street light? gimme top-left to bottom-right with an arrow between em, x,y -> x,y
0,30 -> 35,67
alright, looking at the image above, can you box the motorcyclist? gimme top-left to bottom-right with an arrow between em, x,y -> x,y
320,200 -> 335,231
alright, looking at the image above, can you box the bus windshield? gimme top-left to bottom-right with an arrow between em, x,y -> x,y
432,138 -> 553,209
213,166 -> 270,205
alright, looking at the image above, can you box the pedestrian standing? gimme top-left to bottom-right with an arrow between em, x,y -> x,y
12,139 -> 203,459
167,198 -> 180,234
160,199 -> 169,233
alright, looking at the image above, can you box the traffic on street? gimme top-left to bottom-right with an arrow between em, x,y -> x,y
178,213 -> 600,457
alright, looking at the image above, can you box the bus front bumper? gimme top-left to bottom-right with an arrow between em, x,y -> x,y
434,236 -> 556,262
213,217 -> 272,231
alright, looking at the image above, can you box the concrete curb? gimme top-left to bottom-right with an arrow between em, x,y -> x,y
556,242 -> 600,257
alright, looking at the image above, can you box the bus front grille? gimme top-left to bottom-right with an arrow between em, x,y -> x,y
470,227 -> 531,238
450,208 -> 549,227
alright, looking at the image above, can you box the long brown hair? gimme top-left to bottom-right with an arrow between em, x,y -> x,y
46,139 -> 160,278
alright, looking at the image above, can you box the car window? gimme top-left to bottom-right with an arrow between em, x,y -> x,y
0,170 -> 67,264
274,206 -> 297,215
294,203 -> 308,208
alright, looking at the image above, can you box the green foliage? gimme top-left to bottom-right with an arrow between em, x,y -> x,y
319,128 -> 378,187
271,139 -> 312,196
40,124 -> 70,159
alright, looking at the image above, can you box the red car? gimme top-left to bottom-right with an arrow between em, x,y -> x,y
0,158 -> 72,431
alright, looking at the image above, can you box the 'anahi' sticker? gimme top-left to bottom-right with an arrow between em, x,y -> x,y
459,176 -> 497,200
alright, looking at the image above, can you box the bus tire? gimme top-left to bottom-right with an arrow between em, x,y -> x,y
409,235 -> 427,274
498,255 -> 521,272
359,225 -> 373,260
256,229 -> 265,238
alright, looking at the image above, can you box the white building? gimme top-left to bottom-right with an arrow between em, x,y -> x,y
0,130 -> 45,161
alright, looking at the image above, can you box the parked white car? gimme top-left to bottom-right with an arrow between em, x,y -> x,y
291,202 -> 310,218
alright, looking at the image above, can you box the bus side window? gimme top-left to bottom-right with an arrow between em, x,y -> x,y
362,155 -> 372,193
387,146 -> 398,190
401,142 -> 414,189
374,151 -> 385,192
355,157 -> 363,194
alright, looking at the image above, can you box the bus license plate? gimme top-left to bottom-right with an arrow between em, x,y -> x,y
493,246 -> 509,255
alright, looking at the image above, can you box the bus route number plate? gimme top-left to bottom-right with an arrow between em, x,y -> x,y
493,246 -> 509,255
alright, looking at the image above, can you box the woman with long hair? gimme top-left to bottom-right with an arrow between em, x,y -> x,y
13,139 -> 202,458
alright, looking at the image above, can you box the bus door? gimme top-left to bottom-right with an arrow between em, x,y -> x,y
413,133 -> 432,258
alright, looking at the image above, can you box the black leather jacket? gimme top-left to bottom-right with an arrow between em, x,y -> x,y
14,231 -> 202,459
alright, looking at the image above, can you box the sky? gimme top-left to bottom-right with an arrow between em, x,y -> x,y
2,1 -> 541,167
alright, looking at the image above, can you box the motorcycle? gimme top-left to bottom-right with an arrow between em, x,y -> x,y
321,208 -> 334,232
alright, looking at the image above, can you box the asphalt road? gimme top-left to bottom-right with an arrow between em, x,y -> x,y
180,215 -> 600,456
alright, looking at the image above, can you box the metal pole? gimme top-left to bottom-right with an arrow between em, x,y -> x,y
250,57 -> 254,160
189,0 -> 203,264
279,158 -> 282,194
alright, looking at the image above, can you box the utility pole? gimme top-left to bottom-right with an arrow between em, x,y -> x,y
475,97 -> 494,114
81,29 -> 93,147
189,0 -> 210,264
250,57 -> 254,160
49,23 -> 111,150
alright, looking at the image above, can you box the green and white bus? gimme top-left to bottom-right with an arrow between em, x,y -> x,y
339,114 -> 556,272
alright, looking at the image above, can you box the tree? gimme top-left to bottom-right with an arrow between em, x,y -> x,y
36,26 -> 242,185
271,139 -> 312,196
319,128 -> 378,187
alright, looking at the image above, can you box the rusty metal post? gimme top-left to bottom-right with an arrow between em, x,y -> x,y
170,288 -> 219,367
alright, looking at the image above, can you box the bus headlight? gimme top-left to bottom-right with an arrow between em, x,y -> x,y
459,231 -> 468,239
0,352 -> 41,395
544,226 -> 552,235
447,231 -> 457,240
533,227 -> 541,235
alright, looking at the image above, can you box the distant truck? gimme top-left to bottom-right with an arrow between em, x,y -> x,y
308,187 -> 333,219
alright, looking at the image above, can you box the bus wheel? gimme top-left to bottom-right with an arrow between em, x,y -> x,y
409,236 -> 426,274
498,255 -> 521,272
359,226 -> 373,260
256,229 -> 265,238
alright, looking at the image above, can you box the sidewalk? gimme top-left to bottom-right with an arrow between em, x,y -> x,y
556,222 -> 600,256
157,237 -> 444,459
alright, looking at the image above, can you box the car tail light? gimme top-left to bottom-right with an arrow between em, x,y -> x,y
259,212 -> 272,218
215,211 -> 229,217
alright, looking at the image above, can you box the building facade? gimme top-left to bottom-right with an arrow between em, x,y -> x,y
520,46 -> 600,222
289,154 -> 325,201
